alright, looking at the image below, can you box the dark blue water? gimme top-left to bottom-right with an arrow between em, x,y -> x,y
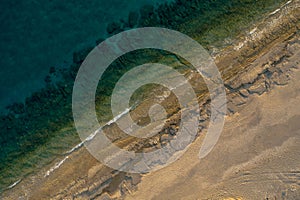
0,0 -> 287,192
0,0 -> 170,113
0,0 -> 173,191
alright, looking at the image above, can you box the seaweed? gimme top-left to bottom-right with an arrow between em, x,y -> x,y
0,0 -> 287,190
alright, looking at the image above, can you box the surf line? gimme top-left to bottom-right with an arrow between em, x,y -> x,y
6,179 -> 22,190
45,69 -> 194,177
44,105 -> 134,177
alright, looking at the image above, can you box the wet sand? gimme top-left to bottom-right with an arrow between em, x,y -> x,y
2,0 -> 300,199
126,1 -> 300,199
126,39 -> 300,200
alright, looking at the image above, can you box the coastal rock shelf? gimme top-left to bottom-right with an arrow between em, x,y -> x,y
2,0 -> 300,199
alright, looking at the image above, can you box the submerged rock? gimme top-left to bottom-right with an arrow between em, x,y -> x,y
106,21 -> 122,35
128,11 -> 139,28
140,5 -> 154,20
72,47 -> 93,64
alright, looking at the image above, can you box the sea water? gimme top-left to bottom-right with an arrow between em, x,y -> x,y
0,0 -> 171,113
0,0 -> 288,192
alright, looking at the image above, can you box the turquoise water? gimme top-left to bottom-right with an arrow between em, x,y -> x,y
0,0 -> 170,113
0,0 -> 287,192
0,0 -> 172,191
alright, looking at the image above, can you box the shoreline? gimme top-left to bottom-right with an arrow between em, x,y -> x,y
0,0 -> 289,192
2,0 -> 299,199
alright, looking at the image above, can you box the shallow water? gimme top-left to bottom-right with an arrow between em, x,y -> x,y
0,0 -> 172,191
0,0 -> 288,191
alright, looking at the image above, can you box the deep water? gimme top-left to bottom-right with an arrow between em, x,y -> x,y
0,0 -> 170,113
0,0 -> 287,192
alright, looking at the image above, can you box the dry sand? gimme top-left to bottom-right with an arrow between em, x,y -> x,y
2,0 -> 300,199
126,48 -> 300,200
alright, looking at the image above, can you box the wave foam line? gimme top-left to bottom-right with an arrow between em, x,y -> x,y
269,0 -> 293,16
7,179 -> 22,190
66,106 -> 132,155
44,156 -> 69,177
65,141 -> 84,154
45,106 -> 133,177
46,73 -> 194,177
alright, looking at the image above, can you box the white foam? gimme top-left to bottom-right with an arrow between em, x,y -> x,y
65,105 -> 133,155
7,179 -> 21,189
44,0 -> 297,179
65,141 -> 84,154
107,107 -> 131,126
285,0 -> 292,6
45,78 -> 187,176
249,27 -> 257,35
46,105 -> 134,177
269,8 -> 280,15
44,156 -> 69,177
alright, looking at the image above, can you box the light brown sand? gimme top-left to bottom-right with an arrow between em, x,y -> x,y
2,1 -> 300,199
125,37 -> 300,200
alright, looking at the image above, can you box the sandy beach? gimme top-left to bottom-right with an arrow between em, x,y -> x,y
2,0 -> 300,199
